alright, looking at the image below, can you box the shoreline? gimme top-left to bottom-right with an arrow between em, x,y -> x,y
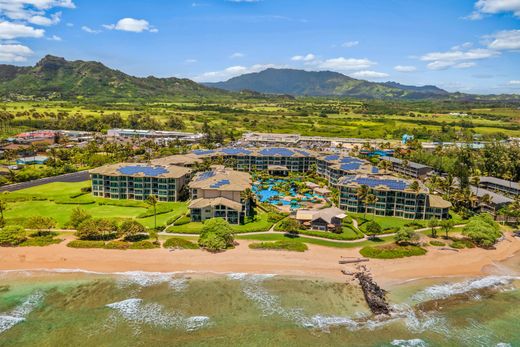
1,234 -> 519,286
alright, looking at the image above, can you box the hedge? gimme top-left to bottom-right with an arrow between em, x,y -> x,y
67,240 -> 105,248
129,240 -> 159,249
249,240 -> 308,252
163,237 -> 199,249
360,244 -> 427,259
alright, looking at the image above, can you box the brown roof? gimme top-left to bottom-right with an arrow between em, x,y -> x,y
428,194 -> 452,209
189,167 -> 251,191
151,154 -> 203,167
189,197 -> 243,211
90,163 -> 191,178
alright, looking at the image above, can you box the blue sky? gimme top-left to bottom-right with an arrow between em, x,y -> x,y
0,0 -> 519,93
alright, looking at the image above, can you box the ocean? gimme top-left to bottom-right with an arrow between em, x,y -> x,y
0,268 -> 519,347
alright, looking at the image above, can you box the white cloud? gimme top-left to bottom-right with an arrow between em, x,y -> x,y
66,22 -> 73,27
318,57 -> 376,71
0,43 -> 33,62
185,58 -> 197,63
47,34 -> 61,41
0,21 -> 44,39
454,62 -> 476,68
291,53 -> 315,62
230,52 -> 244,59
194,63 -> 280,82
451,42 -> 473,50
341,40 -> 359,48
0,1 -> 74,21
394,65 -> 417,72
28,11 -> 61,26
468,0 -> 520,19
81,25 -> 100,34
103,18 -> 157,33
509,80 -> 520,84
350,70 -> 389,79
485,29 -> 520,50
421,48 -> 498,70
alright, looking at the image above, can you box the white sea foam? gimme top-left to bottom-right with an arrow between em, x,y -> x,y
105,298 -> 210,334
496,343 -> 512,347
115,271 -> 188,291
411,276 -> 519,302
0,291 -> 44,334
391,339 -> 428,347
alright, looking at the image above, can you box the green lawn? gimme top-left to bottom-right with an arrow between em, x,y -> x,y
3,181 -> 188,229
236,233 -> 395,248
349,213 -> 426,233
166,210 -> 273,234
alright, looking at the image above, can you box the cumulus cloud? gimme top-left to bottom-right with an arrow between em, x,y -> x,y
81,25 -> 100,34
466,0 -> 520,19
28,11 -> 61,26
0,0 -> 74,21
509,80 -> 520,84
194,63 -> 280,82
230,52 -> 244,59
341,40 -> 359,48
350,70 -> 389,79
291,53 -> 315,62
185,58 -> 197,63
47,34 -> 61,41
421,48 -> 498,70
318,57 -> 376,71
0,21 -> 44,39
394,65 -> 417,72
0,43 -> 33,62
103,18 -> 157,33
485,29 -> 520,50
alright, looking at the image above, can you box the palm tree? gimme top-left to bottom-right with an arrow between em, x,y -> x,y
365,194 -> 378,219
146,194 -> 159,230
356,185 -> 369,218
443,174 -> 455,199
240,188 -> 256,217
428,217 -> 439,238
429,174 -> 439,191
471,176 -> 480,195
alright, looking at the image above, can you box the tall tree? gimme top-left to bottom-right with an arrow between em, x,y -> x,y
146,194 -> 159,230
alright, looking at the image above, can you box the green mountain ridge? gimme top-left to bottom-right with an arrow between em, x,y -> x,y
0,55 -> 229,101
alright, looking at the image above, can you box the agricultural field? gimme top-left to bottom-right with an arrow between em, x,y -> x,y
1,100 -> 520,141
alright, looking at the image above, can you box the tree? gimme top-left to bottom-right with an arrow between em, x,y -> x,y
148,229 -> 159,244
68,207 -> 92,229
120,220 -> 146,240
75,218 -> 118,240
462,213 -> 501,248
471,176 -> 481,195
409,180 -> 420,193
24,216 -> 56,236
394,227 -> 419,245
146,194 -> 159,230
0,225 -> 26,246
439,219 -> 455,239
365,220 -> 382,239
278,218 -> 301,234
356,185 -> 369,219
0,197 -> 7,220
240,188 -> 256,217
364,194 -> 378,219
428,217 -> 439,238
198,218 -> 234,252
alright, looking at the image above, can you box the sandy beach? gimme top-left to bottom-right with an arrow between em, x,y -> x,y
1,234 -> 519,286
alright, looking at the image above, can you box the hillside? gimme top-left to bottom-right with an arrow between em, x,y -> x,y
205,68 -> 453,99
0,55 -> 229,101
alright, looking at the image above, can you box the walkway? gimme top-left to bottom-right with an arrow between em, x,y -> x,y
0,170 -> 90,192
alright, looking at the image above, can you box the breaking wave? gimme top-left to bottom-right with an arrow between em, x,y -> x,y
0,291 -> 44,334
390,339 -> 428,347
105,298 -> 210,334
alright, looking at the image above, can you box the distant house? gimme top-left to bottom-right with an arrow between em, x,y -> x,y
16,156 -> 49,165
295,207 -> 346,232
381,156 -> 433,178
478,176 -> 520,197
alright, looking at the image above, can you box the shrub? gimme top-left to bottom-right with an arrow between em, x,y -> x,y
198,218 -> 234,252
67,240 -> 105,248
249,240 -> 308,252
104,241 -> 130,250
0,225 -> 27,246
75,218 -> 118,240
394,227 -> 419,245
360,244 -> 427,259
450,239 -> 475,249
450,241 -> 465,249
462,213 -> 501,247
24,216 -> 56,233
267,212 -> 286,223
129,240 -> 159,249
365,221 -> 382,238
19,236 -> 62,247
68,207 -> 92,229
173,216 -> 191,226
163,237 -> 199,249
429,240 -> 445,247
275,218 -> 301,234
120,220 -> 146,240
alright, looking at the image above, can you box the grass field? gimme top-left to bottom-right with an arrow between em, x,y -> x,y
349,213 -> 426,233
3,181 -> 188,229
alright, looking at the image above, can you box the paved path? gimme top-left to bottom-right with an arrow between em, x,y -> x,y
0,170 -> 90,192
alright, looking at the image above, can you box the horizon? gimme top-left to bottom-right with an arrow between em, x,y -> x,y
0,0 -> 519,94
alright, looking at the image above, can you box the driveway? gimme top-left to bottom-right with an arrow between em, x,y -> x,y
0,170 -> 90,192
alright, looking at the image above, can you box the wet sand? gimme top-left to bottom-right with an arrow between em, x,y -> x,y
1,234 -> 519,286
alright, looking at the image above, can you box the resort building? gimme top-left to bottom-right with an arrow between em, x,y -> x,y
188,166 -> 252,224
338,175 -> 451,219
90,163 -> 191,201
295,207 -> 346,232
316,154 -> 379,186
478,176 -> 520,197
106,128 -> 205,144
380,156 -> 433,178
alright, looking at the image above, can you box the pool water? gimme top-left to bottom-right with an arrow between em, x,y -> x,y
252,178 -> 323,209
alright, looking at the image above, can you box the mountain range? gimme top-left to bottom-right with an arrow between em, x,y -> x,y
0,56 -> 518,101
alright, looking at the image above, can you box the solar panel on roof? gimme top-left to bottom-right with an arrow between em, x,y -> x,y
193,149 -> 215,156
196,171 -> 216,181
324,154 -> 340,161
371,167 -> 379,174
340,162 -> 363,171
340,157 -> 363,164
118,165 -> 168,177
210,179 -> 231,188
259,148 -> 295,157
220,148 -> 252,155
294,149 -> 310,156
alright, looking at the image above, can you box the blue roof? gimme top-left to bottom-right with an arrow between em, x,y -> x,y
210,179 -> 230,188
340,162 -> 363,171
118,165 -> 168,177
324,154 -> 340,161
259,148 -> 296,157
340,157 -> 363,164
195,171 -> 216,181
193,149 -> 215,156
220,148 -> 252,155
341,176 -> 409,191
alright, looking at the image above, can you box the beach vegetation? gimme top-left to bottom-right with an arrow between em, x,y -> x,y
360,244 -> 427,259
462,213 -> 502,247
75,218 -> 119,240
0,225 -> 27,246
24,216 -> 57,236
249,240 -> 308,252
429,240 -> 445,246
68,207 -> 92,229
67,240 -> 105,248
365,220 -> 382,239
275,218 -> 301,234
198,218 -> 234,252
163,237 -> 199,249
120,220 -> 146,241
129,240 -> 159,249
394,227 -> 419,245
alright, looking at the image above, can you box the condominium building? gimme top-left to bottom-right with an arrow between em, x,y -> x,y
338,174 -> 450,220
478,176 -> 520,197
188,166 -> 252,224
380,156 -> 433,178
90,163 -> 191,202
316,154 -> 379,186
106,128 -> 205,144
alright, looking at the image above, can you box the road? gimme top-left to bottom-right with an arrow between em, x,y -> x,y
0,170 -> 90,192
